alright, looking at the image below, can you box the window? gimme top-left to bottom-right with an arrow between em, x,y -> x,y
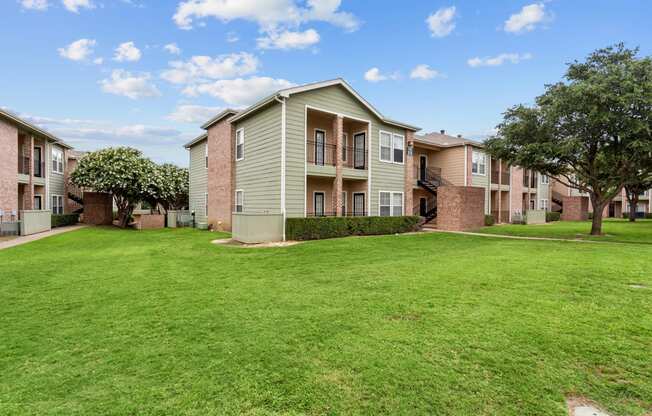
205,143 -> 208,169
353,193 -> 365,216
472,151 -> 486,175
205,193 -> 208,216
380,132 -> 392,162
235,128 -> 244,161
540,174 -> 549,184
52,148 -> 64,174
34,195 -> 42,210
235,190 -> 244,213
51,195 -> 63,214
540,199 -> 549,211
342,133 -> 348,162
314,130 -> 325,165
379,191 -> 403,217
379,131 -> 404,164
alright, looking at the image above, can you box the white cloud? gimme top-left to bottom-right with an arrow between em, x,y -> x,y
226,31 -> 239,43
93,57 -> 104,65
410,64 -> 442,80
182,77 -> 294,106
114,41 -> 142,62
257,29 -> 320,50
426,6 -> 456,38
504,3 -> 546,33
172,0 -> 359,32
20,0 -> 49,10
58,39 -> 96,61
364,67 -> 399,83
62,0 -> 94,13
167,104 -> 225,123
161,52 -> 259,85
164,43 -> 182,55
467,53 -> 533,68
99,70 -> 161,99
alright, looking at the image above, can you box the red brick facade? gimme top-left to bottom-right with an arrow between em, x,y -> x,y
561,196 -> 589,221
437,186 -> 485,231
207,118 -> 235,231
0,119 -> 18,214
83,192 -> 113,225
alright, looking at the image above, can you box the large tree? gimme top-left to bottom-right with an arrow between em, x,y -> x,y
142,163 -> 189,213
71,147 -> 159,228
486,44 -> 652,235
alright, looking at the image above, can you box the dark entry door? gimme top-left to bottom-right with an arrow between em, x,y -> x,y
315,130 -> 325,165
353,193 -> 365,216
419,156 -> 427,181
353,133 -> 365,169
419,198 -> 427,216
314,192 -> 325,216
34,147 -> 42,177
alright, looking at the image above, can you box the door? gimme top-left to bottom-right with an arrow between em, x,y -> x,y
315,130 -> 325,165
419,155 -> 427,181
609,203 -> 615,218
353,133 -> 365,169
419,197 -> 427,216
34,147 -> 42,177
314,192 -> 325,216
353,193 -> 365,216
342,192 -> 347,216
34,195 -> 42,210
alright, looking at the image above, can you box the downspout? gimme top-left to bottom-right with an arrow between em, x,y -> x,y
463,145 -> 468,186
275,95 -> 287,241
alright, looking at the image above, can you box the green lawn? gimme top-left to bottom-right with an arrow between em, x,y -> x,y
1,227 -> 651,415
477,218 -> 652,244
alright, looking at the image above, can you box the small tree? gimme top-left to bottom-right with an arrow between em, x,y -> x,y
486,44 -> 652,235
143,163 -> 189,213
71,147 -> 158,228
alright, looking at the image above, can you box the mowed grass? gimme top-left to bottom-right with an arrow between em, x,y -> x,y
1,227 -> 651,415
477,218 -> 652,244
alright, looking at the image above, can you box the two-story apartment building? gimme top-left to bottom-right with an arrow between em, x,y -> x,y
186,78 -> 552,240
0,109 -> 74,220
553,179 -> 651,218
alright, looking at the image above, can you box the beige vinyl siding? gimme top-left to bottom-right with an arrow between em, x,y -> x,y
429,146 -> 465,186
285,84 -> 406,217
48,143 -> 65,210
470,147 -> 491,214
188,140 -> 208,223
234,102 -> 282,213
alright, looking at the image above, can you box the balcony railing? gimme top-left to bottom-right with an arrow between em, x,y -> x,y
18,156 -> 30,175
342,145 -> 367,170
306,211 -> 368,217
523,175 -> 530,187
501,172 -> 510,185
530,174 -> 538,188
491,171 -> 499,184
307,140 -> 337,166
34,161 -> 45,178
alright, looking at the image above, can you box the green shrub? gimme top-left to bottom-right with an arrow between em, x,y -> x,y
646,213 -> 652,219
286,216 -> 421,241
546,212 -> 561,222
588,212 -> 593,219
51,214 -> 80,228
484,215 -> 495,226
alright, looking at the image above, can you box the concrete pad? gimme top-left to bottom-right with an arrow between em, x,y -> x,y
573,405 -> 611,416
567,397 -> 612,416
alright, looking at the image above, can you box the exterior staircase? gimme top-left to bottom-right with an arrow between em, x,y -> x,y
415,167 -> 449,226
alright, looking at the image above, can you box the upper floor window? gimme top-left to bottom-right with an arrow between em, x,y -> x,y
235,128 -> 244,161
472,150 -> 486,175
379,131 -> 404,164
205,142 -> 208,169
540,174 -> 549,184
379,191 -> 403,217
235,190 -> 244,213
52,148 -> 64,174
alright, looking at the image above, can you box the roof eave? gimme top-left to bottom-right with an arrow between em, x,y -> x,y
201,109 -> 239,130
183,133 -> 208,149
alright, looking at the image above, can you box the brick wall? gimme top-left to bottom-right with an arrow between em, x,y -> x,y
561,196 -> 589,221
207,119 -> 234,231
437,186 -> 485,231
83,192 -> 113,225
135,214 -> 165,230
0,119 -> 19,214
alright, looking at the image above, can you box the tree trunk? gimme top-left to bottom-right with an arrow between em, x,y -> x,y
627,193 -> 639,222
118,206 -> 134,228
589,194 -> 606,236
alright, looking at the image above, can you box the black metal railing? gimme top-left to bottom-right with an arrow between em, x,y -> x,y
523,175 -> 530,187
342,145 -> 367,170
18,156 -> 30,175
530,174 -> 538,188
306,211 -> 369,217
34,160 -> 45,178
307,140 -> 337,166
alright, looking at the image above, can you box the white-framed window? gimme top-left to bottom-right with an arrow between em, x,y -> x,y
51,195 -> 63,214
235,190 -> 244,213
204,193 -> 208,216
379,131 -> 404,164
52,148 -> 64,174
379,191 -> 403,217
540,174 -> 549,184
472,150 -> 486,175
205,142 -> 208,169
235,128 -> 244,161
540,199 -> 549,211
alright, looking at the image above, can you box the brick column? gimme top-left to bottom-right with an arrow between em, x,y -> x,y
208,120 -> 235,231
404,130 -> 414,215
24,135 -> 34,210
332,116 -> 343,216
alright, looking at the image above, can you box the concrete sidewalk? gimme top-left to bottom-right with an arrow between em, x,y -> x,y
0,225 -> 87,251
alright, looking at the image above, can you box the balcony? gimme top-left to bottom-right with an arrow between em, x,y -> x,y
18,156 -> 30,175
491,170 -> 500,184
307,140 -> 337,166
523,175 -> 530,188
530,174 -> 538,189
501,172 -> 510,185
342,144 -> 367,170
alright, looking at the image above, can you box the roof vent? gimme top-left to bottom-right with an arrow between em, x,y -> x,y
457,134 -> 462,138
440,129 -> 446,135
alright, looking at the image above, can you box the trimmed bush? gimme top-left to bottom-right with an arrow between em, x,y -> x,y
51,214 -> 80,228
286,216 -> 421,241
546,211 -> 561,222
646,213 -> 652,219
484,215 -> 495,226
588,212 -> 593,220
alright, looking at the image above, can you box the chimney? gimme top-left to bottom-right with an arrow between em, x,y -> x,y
440,129 -> 445,135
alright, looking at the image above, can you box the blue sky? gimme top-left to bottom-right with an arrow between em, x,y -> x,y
2,0 -> 651,166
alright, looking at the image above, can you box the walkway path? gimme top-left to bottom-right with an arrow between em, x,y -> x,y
423,228 -> 604,243
0,225 -> 87,251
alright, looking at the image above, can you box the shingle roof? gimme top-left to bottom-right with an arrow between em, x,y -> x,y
0,108 -> 72,149
415,131 -> 484,148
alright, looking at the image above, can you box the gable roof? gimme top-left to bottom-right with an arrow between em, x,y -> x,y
0,108 -> 72,149
415,131 -> 484,148
201,108 -> 239,130
183,132 -> 208,149
229,78 -> 420,131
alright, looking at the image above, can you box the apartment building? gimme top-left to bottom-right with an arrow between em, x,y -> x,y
0,109 -> 74,220
185,78 -> 552,240
552,180 -> 651,218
